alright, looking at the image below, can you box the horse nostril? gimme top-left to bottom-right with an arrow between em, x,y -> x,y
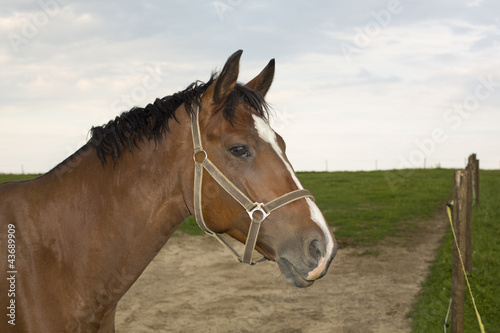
309,240 -> 322,262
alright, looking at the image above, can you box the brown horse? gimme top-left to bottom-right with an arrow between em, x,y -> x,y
0,50 -> 337,332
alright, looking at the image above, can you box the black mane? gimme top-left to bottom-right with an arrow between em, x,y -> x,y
89,74 -> 269,164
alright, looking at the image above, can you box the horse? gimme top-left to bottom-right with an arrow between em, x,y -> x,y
0,50 -> 338,332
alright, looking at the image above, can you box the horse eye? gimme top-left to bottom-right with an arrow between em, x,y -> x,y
229,145 -> 251,158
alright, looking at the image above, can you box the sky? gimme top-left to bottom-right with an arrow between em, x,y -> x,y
0,0 -> 499,173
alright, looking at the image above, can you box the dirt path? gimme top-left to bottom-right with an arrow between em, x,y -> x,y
115,209 -> 448,333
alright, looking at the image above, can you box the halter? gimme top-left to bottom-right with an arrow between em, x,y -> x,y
190,103 -> 314,265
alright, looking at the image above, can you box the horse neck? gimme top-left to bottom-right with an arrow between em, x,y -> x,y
40,108 -> 194,305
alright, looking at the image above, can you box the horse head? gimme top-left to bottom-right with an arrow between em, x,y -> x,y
189,50 -> 338,287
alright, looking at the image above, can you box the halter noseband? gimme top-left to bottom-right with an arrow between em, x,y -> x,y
190,103 -> 314,265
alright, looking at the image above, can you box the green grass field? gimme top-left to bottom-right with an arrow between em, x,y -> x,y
298,169 -> 454,246
0,173 -> 42,184
1,169 -> 498,331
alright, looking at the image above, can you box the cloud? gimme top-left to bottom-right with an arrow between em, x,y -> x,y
0,0 -> 499,173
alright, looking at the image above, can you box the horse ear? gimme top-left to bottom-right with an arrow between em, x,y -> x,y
246,58 -> 275,97
208,50 -> 242,105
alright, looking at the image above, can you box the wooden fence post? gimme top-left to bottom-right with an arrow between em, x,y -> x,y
465,161 -> 473,273
474,157 -> 480,206
451,170 -> 468,333
469,154 -> 480,206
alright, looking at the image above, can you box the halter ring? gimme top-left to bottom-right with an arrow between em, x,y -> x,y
247,203 -> 270,222
193,149 -> 208,164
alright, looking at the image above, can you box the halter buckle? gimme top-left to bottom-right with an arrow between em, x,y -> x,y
247,203 -> 270,222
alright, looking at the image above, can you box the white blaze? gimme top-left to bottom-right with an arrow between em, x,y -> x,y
252,116 -> 303,190
252,115 -> 335,272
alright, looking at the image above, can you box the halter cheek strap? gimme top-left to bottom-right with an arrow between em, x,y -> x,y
190,103 -> 314,265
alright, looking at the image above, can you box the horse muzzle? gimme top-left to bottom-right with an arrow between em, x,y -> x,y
277,235 -> 338,288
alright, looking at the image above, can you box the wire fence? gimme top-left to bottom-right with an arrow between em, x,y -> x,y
293,158 -> 500,173
445,154 -> 485,333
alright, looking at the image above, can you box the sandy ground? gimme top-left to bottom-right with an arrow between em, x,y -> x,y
115,209 -> 448,333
